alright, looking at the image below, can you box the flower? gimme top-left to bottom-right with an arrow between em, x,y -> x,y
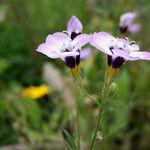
36,16 -> 90,75
90,32 -> 150,70
23,84 -> 51,99
119,12 -> 140,34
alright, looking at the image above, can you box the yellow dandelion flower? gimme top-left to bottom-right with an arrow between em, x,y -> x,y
23,84 -> 52,99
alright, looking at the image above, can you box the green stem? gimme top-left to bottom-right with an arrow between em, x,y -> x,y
89,86 -> 107,150
73,74 -> 100,150
76,100 -> 81,150
89,105 -> 102,150
89,69 -> 110,150
73,82 -> 81,150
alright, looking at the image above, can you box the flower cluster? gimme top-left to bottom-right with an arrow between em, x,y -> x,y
36,14 -> 150,76
36,13 -> 150,150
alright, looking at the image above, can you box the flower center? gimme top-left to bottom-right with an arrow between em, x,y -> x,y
113,39 -> 126,49
109,38 -> 138,53
61,41 -> 73,53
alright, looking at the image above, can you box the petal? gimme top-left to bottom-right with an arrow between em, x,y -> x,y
36,43 -> 59,58
46,32 -> 71,50
80,47 -> 92,59
72,34 -> 90,50
52,32 -> 70,39
129,51 -> 150,60
96,32 -> 115,42
90,32 -> 114,55
127,43 -> 140,51
128,23 -> 141,33
67,16 -> 83,33
46,32 -> 70,43
45,34 -> 61,46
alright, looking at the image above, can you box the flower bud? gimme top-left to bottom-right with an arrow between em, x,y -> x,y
108,82 -> 117,97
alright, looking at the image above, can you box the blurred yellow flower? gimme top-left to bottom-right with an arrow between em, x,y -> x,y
23,84 -> 52,99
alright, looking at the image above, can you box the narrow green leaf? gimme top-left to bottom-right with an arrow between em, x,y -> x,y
63,129 -> 77,150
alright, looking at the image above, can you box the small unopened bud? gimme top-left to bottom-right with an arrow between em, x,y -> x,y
108,82 -> 117,97
96,131 -> 103,142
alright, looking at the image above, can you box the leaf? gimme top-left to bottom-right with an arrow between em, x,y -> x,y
63,129 -> 77,150
64,141 -> 74,150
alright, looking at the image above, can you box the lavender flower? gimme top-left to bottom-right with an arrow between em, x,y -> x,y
90,32 -> 150,69
36,16 -> 90,75
119,12 -> 140,34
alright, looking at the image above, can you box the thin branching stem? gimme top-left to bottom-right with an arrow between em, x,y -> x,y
73,74 -> 100,107
89,68 -> 111,150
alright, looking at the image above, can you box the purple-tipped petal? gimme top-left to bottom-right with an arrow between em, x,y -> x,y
80,47 -> 92,59
36,43 -> 59,58
67,16 -> 83,33
90,32 -> 114,55
72,34 -> 90,50
129,51 -> 150,60
128,23 -> 141,33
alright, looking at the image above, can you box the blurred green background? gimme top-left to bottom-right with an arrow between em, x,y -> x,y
0,0 -> 150,149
